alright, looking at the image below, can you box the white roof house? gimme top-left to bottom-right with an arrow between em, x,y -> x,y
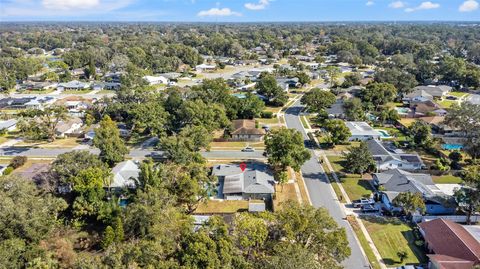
345,121 -> 381,141
143,75 -> 168,86
111,160 -> 140,189
58,80 -> 90,91
195,64 -> 216,72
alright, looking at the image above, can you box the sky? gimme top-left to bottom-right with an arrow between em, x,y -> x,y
0,0 -> 479,22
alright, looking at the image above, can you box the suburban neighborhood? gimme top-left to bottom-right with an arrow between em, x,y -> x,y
0,4 -> 480,269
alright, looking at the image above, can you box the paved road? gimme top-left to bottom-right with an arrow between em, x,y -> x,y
0,146 -> 265,160
284,98 -> 370,269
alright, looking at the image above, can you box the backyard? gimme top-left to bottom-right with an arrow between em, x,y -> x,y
362,216 -> 428,267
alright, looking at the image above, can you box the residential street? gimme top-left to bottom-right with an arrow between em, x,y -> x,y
0,146 -> 265,160
284,98 -> 370,269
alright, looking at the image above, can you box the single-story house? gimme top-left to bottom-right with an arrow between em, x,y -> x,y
373,169 -> 456,215
346,121 -> 381,141
143,75 -> 168,86
212,163 -> 275,201
230,119 -> 266,142
196,64 -> 216,72
367,139 -> 424,171
276,77 -> 300,91
0,119 -> 18,132
419,218 -> 480,269
404,85 -> 452,103
21,81 -> 58,91
110,160 -> 140,190
419,116 -> 462,136
411,100 -> 447,117
92,82 -> 121,91
57,80 -> 90,91
55,117 -> 83,138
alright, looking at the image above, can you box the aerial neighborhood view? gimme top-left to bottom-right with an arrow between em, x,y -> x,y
1,0 -> 480,268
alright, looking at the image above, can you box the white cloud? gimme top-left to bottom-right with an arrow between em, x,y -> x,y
197,7 -> 241,17
389,1 -> 406,8
42,0 -> 99,10
459,0 -> 479,12
366,1 -> 374,6
245,0 -> 270,10
404,1 -> 440,12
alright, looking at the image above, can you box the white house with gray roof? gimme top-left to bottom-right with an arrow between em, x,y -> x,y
212,163 -> 275,201
345,121 -> 381,141
403,85 -> 452,103
110,160 -> 140,190
367,139 -> 424,171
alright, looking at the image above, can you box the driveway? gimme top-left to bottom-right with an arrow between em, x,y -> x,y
284,97 -> 370,269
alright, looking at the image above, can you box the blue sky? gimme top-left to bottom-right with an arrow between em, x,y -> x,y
0,0 -> 479,21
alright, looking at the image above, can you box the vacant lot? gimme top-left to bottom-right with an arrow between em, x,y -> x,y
362,216 -> 427,267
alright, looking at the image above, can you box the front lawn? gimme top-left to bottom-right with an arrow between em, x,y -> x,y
438,99 -> 457,109
257,117 -> 279,125
362,216 -> 427,267
449,91 -> 469,98
347,216 -> 382,269
195,200 -> 249,214
432,174 -> 463,184
342,178 -> 375,200
61,89 -> 92,94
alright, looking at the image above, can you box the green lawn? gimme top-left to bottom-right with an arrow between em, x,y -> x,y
438,99 -> 457,109
449,91 -> 469,98
432,174 -> 463,184
257,117 -> 279,125
347,216 -> 382,269
300,116 -> 309,129
342,178 -> 375,200
61,89 -> 92,94
362,216 -> 427,267
195,200 -> 249,214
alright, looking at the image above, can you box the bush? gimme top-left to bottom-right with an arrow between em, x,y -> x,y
10,156 -> 27,169
261,111 -> 274,118
3,166 -> 14,175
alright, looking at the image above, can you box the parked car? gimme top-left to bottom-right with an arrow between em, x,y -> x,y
361,204 -> 378,213
241,146 -> 255,152
352,198 -> 375,208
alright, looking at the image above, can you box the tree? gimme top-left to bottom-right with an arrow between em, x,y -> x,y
445,103 -> 480,160
93,116 -> 128,167
265,128 -> 311,172
361,82 -> 397,110
129,99 -> 168,137
342,73 -> 362,88
343,142 -> 376,174
324,119 -> 351,145
393,192 -> 426,216
454,166 -> 480,224
233,213 -> 268,259
408,120 -> 432,148
0,176 -> 67,243
19,106 -> 69,141
101,226 -> 115,250
296,71 -> 311,86
256,73 -> 288,106
300,88 -> 336,113
324,66 -> 340,87
343,98 -> 365,121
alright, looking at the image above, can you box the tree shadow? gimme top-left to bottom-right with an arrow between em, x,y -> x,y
401,230 -> 428,264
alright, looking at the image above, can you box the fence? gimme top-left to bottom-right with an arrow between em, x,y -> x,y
413,214 -> 480,223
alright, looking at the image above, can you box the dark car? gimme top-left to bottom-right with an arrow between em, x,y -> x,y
361,204 -> 379,213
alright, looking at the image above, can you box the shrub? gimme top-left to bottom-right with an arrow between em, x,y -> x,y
9,156 -> 27,169
3,166 -> 14,175
261,111 -> 274,118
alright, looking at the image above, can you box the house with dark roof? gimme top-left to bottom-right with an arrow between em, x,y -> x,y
373,169 -> 456,215
367,139 -> 424,171
212,163 -> 275,201
230,119 -> 266,142
419,218 -> 480,269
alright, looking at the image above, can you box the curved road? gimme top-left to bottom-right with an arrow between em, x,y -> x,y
285,98 -> 370,269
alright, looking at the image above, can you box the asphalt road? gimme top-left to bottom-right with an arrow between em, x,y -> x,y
0,146 -> 265,160
284,98 -> 370,269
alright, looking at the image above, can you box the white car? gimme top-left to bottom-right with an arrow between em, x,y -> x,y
241,147 -> 255,152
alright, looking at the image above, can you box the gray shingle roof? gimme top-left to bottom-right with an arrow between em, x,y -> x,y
212,163 -> 275,195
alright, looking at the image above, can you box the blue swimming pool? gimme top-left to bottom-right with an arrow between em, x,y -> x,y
441,144 -> 464,150
375,129 -> 392,139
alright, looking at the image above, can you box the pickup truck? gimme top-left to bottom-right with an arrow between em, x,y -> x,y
352,198 -> 375,208
361,204 -> 378,213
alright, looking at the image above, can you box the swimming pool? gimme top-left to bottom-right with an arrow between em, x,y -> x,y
395,107 -> 411,114
441,144 -> 464,150
376,129 -> 392,139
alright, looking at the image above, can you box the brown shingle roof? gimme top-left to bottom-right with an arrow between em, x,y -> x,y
231,119 -> 266,136
419,219 -> 480,265
428,255 -> 475,269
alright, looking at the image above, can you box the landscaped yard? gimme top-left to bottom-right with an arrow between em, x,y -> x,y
257,117 -> 279,125
326,155 -> 375,200
438,99 -> 457,109
449,91 -> 470,98
432,174 -> 463,184
195,200 -> 249,214
347,216 -> 382,269
362,216 -> 428,267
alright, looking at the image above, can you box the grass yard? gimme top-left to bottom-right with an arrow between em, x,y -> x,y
264,106 -> 282,114
19,89 -> 55,94
438,99 -> 457,109
342,178 -> 375,200
61,89 -> 92,94
300,116 -> 309,129
195,200 -> 249,214
449,91 -> 470,98
432,174 -> 463,184
362,216 -> 427,267
274,183 -> 299,210
347,216 -> 382,269
210,141 -> 264,149
257,117 -> 279,125
398,118 -> 416,128
16,137 -> 82,148
98,90 -> 116,94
